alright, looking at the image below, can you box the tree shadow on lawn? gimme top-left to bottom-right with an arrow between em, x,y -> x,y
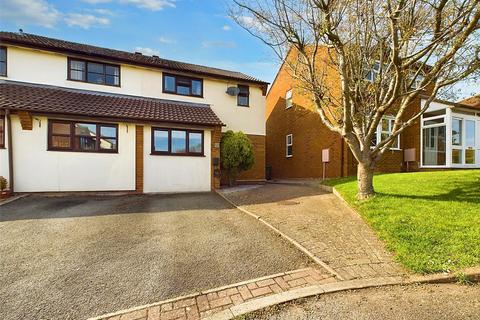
376,179 -> 480,204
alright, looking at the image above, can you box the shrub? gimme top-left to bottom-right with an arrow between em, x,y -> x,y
220,130 -> 255,186
0,176 -> 7,191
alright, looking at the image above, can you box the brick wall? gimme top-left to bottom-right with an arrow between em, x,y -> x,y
266,48 -> 345,179
237,134 -> 266,182
211,126 -> 222,190
135,125 -> 144,193
266,48 -> 424,179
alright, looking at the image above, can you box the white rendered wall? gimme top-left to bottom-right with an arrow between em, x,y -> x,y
10,116 -> 136,192
2,46 -> 266,135
143,126 -> 211,193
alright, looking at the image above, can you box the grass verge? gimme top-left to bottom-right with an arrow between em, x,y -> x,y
324,170 -> 480,273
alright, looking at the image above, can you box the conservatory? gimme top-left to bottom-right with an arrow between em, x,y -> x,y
421,99 -> 480,168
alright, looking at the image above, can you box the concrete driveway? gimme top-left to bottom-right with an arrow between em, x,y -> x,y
0,193 -> 310,320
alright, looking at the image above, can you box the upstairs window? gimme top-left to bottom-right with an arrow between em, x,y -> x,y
68,58 -> 120,86
286,134 -> 293,157
0,47 -> 6,77
151,128 -> 204,156
237,85 -> 249,107
163,73 -> 203,97
411,74 -> 425,89
372,117 -> 400,149
48,120 -> 118,153
285,89 -> 293,109
0,116 -> 4,148
365,62 -> 380,82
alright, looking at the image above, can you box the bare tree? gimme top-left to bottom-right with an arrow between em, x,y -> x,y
230,0 -> 480,199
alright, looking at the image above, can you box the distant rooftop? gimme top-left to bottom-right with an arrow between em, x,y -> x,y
459,94 -> 480,110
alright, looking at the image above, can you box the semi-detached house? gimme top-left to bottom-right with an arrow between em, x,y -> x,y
0,31 -> 268,193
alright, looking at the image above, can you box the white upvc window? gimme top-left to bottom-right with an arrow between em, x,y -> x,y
371,117 -> 400,149
365,62 -> 380,82
451,116 -> 477,166
286,134 -> 293,157
285,89 -> 293,109
410,73 -> 425,90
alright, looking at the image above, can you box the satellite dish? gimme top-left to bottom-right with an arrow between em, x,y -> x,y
226,86 -> 240,96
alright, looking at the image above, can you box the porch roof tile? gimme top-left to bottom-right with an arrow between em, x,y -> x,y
0,81 -> 224,126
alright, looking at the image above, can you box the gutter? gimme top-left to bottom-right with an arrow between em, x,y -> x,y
5,109 -> 14,193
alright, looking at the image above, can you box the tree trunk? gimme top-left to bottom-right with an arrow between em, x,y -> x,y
357,161 -> 375,200
228,169 -> 238,187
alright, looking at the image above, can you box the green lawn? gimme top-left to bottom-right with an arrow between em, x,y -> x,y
324,170 -> 480,274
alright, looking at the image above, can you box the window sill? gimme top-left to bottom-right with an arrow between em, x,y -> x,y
67,78 -> 121,88
47,148 -> 118,154
162,91 -> 204,99
370,146 -> 402,151
237,105 -> 250,108
286,155 -> 293,158
150,152 -> 205,157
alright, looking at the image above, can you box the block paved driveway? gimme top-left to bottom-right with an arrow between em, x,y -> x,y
222,183 -> 405,281
0,192 -> 311,320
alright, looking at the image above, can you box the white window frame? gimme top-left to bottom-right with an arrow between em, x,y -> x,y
365,62 -> 380,82
451,114 -> 478,167
372,116 -> 401,150
421,114 -> 447,168
410,73 -> 425,90
286,134 -> 293,158
285,89 -> 293,109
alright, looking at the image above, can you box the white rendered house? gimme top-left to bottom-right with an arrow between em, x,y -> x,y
0,31 -> 268,193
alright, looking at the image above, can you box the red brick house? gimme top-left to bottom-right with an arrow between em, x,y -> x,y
266,50 -> 480,180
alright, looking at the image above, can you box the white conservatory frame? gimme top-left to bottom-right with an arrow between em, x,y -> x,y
420,99 -> 480,169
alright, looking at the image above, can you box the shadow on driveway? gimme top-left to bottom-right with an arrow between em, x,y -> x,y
0,192 -> 311,320
0,192 -> 233,222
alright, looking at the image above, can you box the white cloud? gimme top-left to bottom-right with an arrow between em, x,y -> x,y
93,8 -> 115,16
82,0 -> 112,3
222,25 -> 231,31
134,46 -> 161,56
201,41 -> 236,49
82,0 -> 175,11
236,15 -> 268,32
0,0 -> 60,28
158,36 -> 176,44
65,13 -> 110,29
119,0 -> 175,11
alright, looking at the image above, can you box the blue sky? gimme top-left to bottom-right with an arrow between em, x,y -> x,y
0,0 -> 279,83
0,0 -> 476,99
